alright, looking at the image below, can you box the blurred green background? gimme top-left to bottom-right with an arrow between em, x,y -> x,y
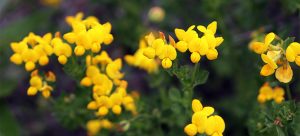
0,0 -> 299,136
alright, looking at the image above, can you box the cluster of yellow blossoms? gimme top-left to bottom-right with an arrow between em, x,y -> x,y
184,99 -> 225,136
64,12 -> 113,56
257,83 -> 285,104
82,54 -> 138,135
250,32 -> 300,83
27,70 -> 56,98
175,21 -> 224,63
10,12 -> 137,135
126,21 -> 223,70
10,32 -> 70,98
10,32 -> 55,71
62,13 -> 137,135
82,53 -> 137,116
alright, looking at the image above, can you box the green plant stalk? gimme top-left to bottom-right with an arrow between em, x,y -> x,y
285,83 -> 292,100
183,63 -> 200,104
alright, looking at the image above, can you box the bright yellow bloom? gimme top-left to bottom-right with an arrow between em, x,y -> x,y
10,32 -> 54,71
86,119 -> 113,136
286,42 -> 300,66
157,44 -> 177,69
185,99 -> 225,136
63,13 -> 114,56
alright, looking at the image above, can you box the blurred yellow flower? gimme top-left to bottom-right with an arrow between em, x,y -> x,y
257,83 -> 285,104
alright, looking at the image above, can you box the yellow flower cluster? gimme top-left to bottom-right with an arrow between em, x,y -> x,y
10,32 -> 54,71
142,32 -> 177,69
86,119 -> 113,136
63,12 -> 113,56
82,53 -> 137,117
250,32 -> 300,83
257,83 -> 285,104
125,38 -> 159,73
184,99 -> 225,136
27,70 -> 56,99
128,21 -> 223,70
175,21 -> 224,63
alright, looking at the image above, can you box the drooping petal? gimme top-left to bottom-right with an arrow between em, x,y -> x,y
275,64 -> 293,83
260,64 -> 275,76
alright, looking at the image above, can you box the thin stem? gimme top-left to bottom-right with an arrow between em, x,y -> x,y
192,63 -> 199,83
285,83 -> 292,100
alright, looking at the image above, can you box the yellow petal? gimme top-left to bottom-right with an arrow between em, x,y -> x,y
264,32 -> 275,45
197,25 -> 206,33
275,64 -> 293,83
251,42 -> 267,54
260,64 -> 275,76
206,49 -> 218,60
192,99 -> 203,112
175,28 -> 185,41
202,106 -> 214,116
190,52 -> 201,63
207,21 -> 217,35
184,124 -> 197,136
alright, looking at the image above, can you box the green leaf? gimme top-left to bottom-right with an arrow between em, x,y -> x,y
192,68 -> 209,88
0,103 -> 20,136
167,62 -> 209,87
168,87 -> 181,102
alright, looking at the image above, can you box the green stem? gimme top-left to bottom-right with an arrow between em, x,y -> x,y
285,84 -> 292,100
192,63 -> 199,83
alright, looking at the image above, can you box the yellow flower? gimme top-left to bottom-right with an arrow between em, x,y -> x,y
157,44 -> 177,69
27,71 -> 55,99
257,83 -> 285,104
275,63 -> 293,83
250,32 -> 275,54
185,99 -> 225,136
64,13 -> 114,56
286,42 -> 300,66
